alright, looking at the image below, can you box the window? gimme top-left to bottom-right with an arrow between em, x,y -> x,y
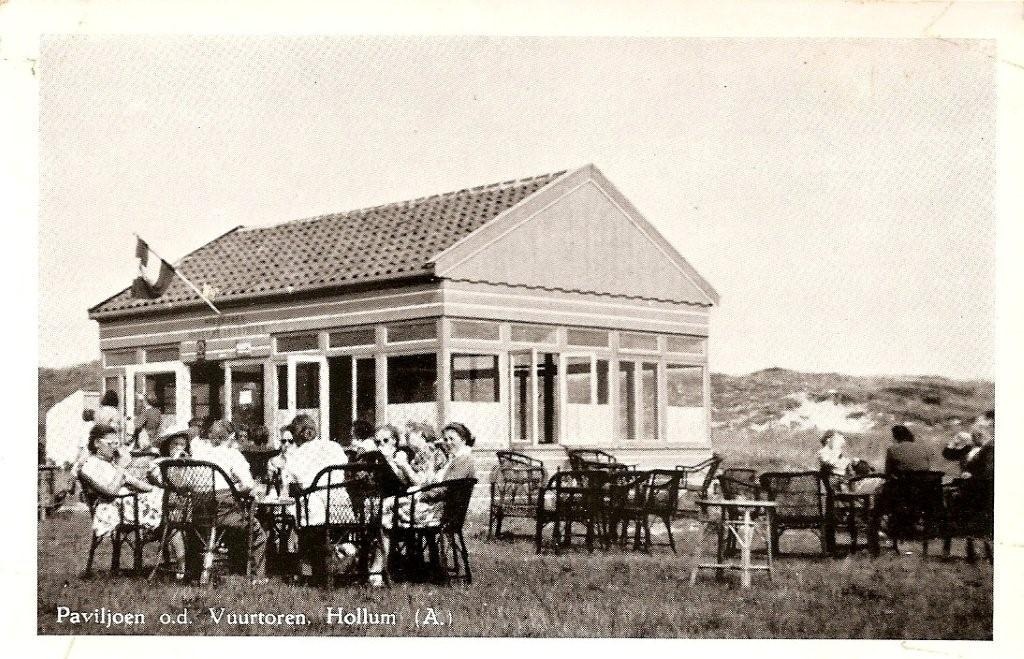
276,333 -> 319,353
566,356 -> 592,404
617,361 -> 636,440
666,335 -> 707,355
620,332 -> 658,351
451,354 -> 499,402
567,328 -> 609,347
596,359 -> 610,405
450,320 -> 500,341
230,364 -> 265,430
667,364 -> 704,407
104,350 -> 136,367
511,324 -> 557,344
329,327 -> 375,348
103,377 -> 120,404
387,321 -> 438,343
295,362 -> 320,409
387,353 -> 437,403
641,362 -> 659,439
276,364 -> 288,410
145,344 -> 180,363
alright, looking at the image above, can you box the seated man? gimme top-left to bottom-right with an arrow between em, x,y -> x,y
282,414 -> 351,582
885,424 -> 933,474
200,420 -> 268,582
882,425 -> 938,545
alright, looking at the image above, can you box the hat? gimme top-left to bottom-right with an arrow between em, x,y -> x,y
157,422 -> 191,446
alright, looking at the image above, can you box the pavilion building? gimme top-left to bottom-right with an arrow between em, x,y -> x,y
89,164 -> 719,473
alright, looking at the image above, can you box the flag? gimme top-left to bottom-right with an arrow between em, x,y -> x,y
132,237 -> 175,298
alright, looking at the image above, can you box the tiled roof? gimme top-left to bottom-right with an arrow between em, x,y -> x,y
90,170 -> 566,317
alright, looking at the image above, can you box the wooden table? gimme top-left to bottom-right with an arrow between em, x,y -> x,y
690,499 -> 776,588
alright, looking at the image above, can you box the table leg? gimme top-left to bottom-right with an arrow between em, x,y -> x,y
740,509 -> 753,588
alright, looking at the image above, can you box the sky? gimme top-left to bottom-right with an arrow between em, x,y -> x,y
38,36 -> 996,379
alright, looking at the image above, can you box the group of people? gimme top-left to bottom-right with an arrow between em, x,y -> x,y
814,410 -> 995,485
76,395 -> 478,587
810,412 -> 995,557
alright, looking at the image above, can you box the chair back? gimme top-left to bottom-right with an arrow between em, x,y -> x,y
759,471 -> 828,523
296,463 -> 380,528
565,448 -> 618,472
495,450 -> 547,505
545,469 -> 603,513
719,468 -> 761,500
157,459 -> 248,528
436,478 -> 478,532
676,455 -> 721,494
643,469 -> 682,514
886,469 -> 946,512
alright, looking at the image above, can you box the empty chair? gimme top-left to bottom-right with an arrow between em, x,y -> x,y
536,470 -> 604,553
676,455 -> 722,519
759,471 -> 834,556
565,448 -> 619,472
489,451 -> 547,539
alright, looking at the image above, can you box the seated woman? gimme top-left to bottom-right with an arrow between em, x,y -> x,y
78,424 -> 163,543
369,423 -> 477,587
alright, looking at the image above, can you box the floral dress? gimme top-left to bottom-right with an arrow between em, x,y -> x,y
80,456 -> 163,537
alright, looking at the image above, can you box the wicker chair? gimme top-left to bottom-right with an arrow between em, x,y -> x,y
832,474 -> 888,554
149,459 -> 255,584
881,470 -> 947,556
675,455 -> 722,519
535,470 -> 605,553
759,471 -> 835,556
942,476 -> 993,562
636,469 -> 683,553
489,451 -> 547,539
565,448 -> 620,472
78,473 -> 159,576
295,463 -> 386,588
386,478 -> 477,584
603,469 -> 650,550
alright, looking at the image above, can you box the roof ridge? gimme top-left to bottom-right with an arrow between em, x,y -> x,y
239,169 -> 567,234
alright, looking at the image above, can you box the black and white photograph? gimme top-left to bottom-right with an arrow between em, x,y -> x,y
10,0 -> 1024,652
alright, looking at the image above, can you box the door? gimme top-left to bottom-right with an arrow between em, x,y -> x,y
509,349 -> 561,446
125,362 -> 191,438
354,356 -> 376,429
224,361 -> 266,443
276,355 -> 329,442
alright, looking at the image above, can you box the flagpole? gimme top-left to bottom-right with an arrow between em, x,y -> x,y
134,233 -> 221,315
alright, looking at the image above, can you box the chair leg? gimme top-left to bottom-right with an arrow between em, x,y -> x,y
149,523 -> 172,582
134,525 -> 144,572
664,515 -> 677,554
110,530 -> 122,576
535,517 -> 544,554
200,526 -> 217,586
457,532 -> 472,584
85,534 -> 101,576
495,510 -> 504,539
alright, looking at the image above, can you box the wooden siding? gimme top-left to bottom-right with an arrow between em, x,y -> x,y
96,279 -> 709,356
433,164 -> 718,305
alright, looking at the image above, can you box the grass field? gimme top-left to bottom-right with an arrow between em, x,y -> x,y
38,504 -> 992,639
